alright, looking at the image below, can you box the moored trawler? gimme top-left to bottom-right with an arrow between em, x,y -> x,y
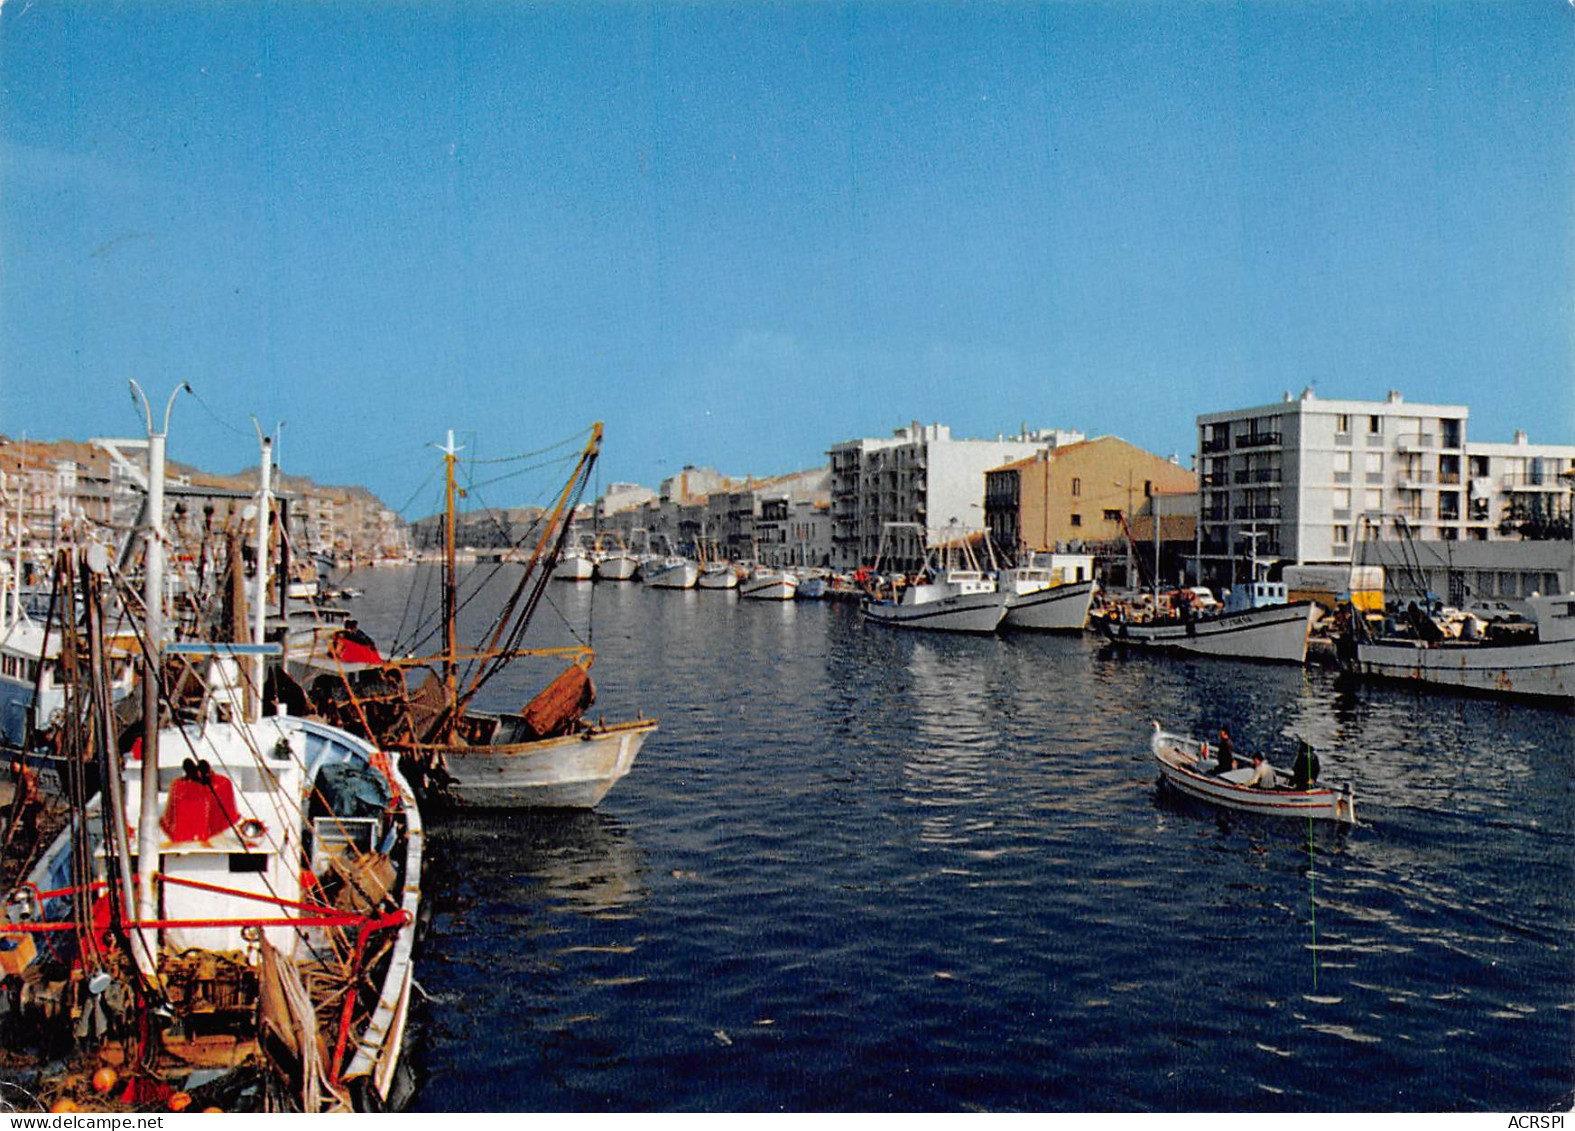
740,565 -> 797,601
1098,599 -> 1318,664
305,425 -> 658,810
1346,592 -> 1575,702
860,522 -> 1007,634
998,551 -> 1097,632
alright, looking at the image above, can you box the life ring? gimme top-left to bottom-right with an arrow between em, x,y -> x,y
238,818 -> 266,840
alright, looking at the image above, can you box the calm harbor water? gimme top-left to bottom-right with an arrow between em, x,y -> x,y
347,567 -> 1572,1112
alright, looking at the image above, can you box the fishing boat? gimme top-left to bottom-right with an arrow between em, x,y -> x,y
1344,592 -> 1575,702
592,534 -> 639,582
740,565 -> 797,601
1097,599 -> 1317,664
552,545 -> 596,582
0,410 -> 422,1113
697,561 -> 740,590
7,655 -> 424,1111
641,554 -> 699,590
307,426 -> 657,809
861,523 -> 1006,634
1335,519 -> 1575,705
1149,722 -> 1356,824
998,551 -> 1097,632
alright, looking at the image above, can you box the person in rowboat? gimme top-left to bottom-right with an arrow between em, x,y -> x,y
1291,742 -> 1321,789
1245,752 -> 1276,789
1213,728 -> 1236,775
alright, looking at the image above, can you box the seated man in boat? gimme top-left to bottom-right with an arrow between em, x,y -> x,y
1244,752 -> 1277,789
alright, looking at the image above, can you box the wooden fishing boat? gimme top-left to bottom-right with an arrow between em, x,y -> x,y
1098,600 -> 1317,664
6,663 -> 423,1112
861,523 -> 1006,634
1149,722 -> 1356,824
998,552 -> 1097,632
1,418 -> 421,1113
740,565 -> 797,601
306,425 -> 656,810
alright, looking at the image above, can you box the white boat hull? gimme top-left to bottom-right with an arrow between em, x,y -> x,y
1351,637 -> 1575,702
1002,579 -> 1097,632
863,589 -> 1005,633
554,555 -> 596,582
1101,602 -> 1316,664
430,720 -> 657,808
697,566 -> 740,590
741,574 -> 797,600
643,560 -> 699,589
1150,724 -> 1356,824
595,555 -> 639,581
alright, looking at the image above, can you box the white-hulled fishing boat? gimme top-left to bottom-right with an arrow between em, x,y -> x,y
0,411 -> 422,1113
1149,722 -> 1356,824
860,523 -> 1006,634
305,426 -> 658,811
592,534 -> 639,582
1098,600 -> 1317,664
740,566 -> 797,601
1346,593 -> 1575,702
642,555 -> 699,590
552,546 -> 596,582
697,561 -> 740,590
998,552 -> 1097,632
9,664 -> 424,1111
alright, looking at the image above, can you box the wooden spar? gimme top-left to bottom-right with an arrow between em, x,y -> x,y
440,431 -> 461,743
457,423 -> 603,711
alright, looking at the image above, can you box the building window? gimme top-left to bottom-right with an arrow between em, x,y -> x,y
1103,509 -> 1122,522
1368,415 -> 1382,434
1333,525 -> 1349,544
1144,480 -> 1152,497
1070,513 -> 1082,527
1071,477 -> 1081,496
1335,414 -> 1350,434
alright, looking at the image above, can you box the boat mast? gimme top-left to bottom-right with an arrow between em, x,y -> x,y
441,430 -> 462,737
1152,502 -> 1161,608
130,380 -> 186,975
250,422 -> 273,721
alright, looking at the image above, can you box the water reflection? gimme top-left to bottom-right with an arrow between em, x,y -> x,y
436,809 -> 647,918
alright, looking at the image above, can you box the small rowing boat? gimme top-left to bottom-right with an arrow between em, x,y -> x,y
1148,722 -> 1356,824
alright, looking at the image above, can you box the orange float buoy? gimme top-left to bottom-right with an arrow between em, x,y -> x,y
202,1107 -> 224,1114
51,1100 -> 80,1113
92,1067 -> 119,1094
168,1092 -> 192,1112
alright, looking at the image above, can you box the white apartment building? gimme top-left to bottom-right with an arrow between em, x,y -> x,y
1197,390 -> 1574,583
828,422 -> 1084,570
1466,431 -> 1575,536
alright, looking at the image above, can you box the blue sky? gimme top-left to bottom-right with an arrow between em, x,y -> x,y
3,1 -> 1571,516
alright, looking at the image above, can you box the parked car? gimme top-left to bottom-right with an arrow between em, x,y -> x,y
1461,599 -> 1526,623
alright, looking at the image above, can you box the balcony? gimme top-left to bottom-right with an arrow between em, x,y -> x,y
1396,468 -> 1434,487
1232,504 -> 1282,521
1202,507 -> 1230,522
1396,434 -> 1435,452
1201,438 -> 1231,454
1234,432 -> 1283,449
1502,473 -> 1564,490
1438,471 -> 1461,485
